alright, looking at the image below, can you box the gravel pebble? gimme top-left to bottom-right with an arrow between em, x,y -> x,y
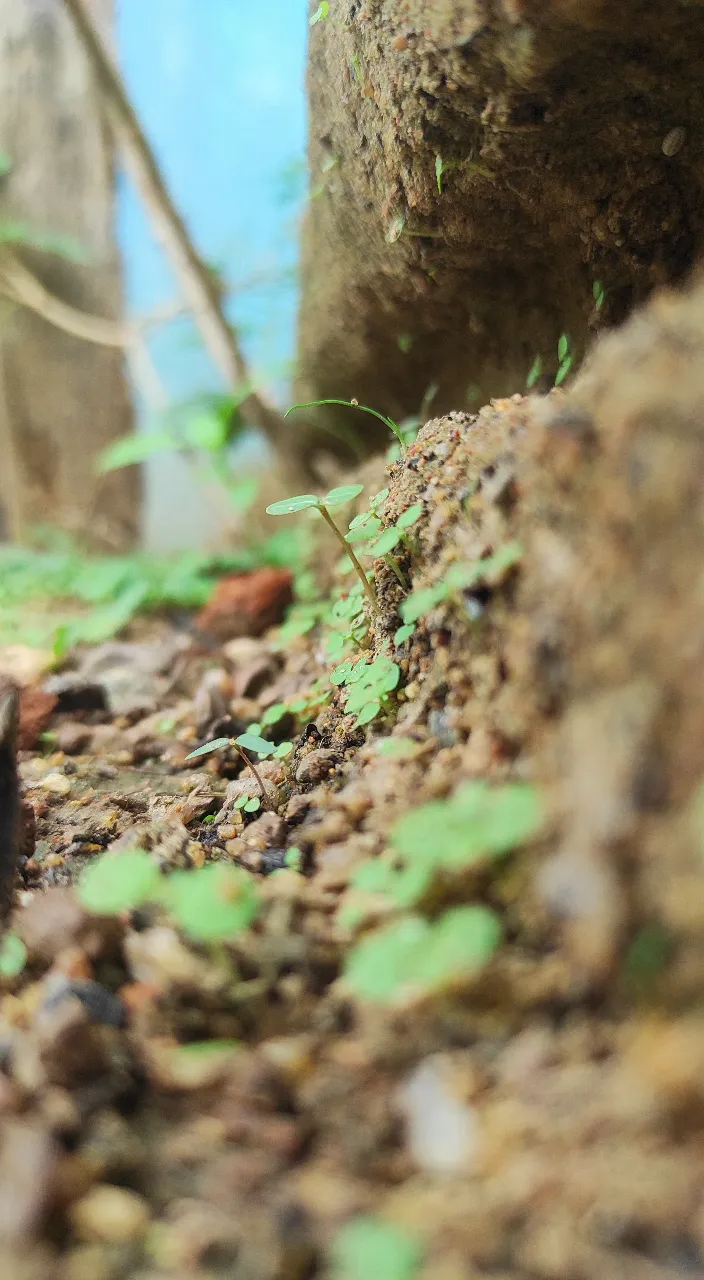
70,1185 -> 149,1244
295,748 -> 339,786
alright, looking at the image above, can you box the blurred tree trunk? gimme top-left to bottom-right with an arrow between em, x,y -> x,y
0,0 -> 138,548
297,0 -> 704,460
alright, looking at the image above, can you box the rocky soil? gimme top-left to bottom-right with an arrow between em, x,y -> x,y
2,276 -> 704,1278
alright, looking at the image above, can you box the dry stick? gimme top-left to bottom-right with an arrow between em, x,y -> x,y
318,504 -> 377,610
61,0 -> 290,458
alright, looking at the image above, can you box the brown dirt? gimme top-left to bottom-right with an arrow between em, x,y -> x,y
3,275 -> 704,1276
297,0 -> 704,461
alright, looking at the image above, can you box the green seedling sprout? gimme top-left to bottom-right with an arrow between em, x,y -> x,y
555,333 -> 573,386
526,354 -> 543,389
162,864 -> 259,943
349,500 -> 423,589
344,905 -> 502,1005
332,654 -> 401,727
78,849 -> 162,915
266,485 -> 377,610
309,1 -> 329,24
77,851 -> 261,945
186,732 -> 277,810
349,781 -> 542,913
0,933 -> 27,980
400,542 -> 522,625
332,1216 -> 422,1280
285,398 -> 406,450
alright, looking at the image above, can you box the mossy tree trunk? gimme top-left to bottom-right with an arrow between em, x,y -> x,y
296,0 -> 704,460
0,0 -> 138,547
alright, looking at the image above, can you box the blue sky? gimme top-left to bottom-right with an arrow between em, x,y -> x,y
114,0 -> 308,545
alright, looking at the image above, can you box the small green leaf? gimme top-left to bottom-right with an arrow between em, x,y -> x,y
394,623 -> 415,646
332,1217 -> 422,1280
78,850 -> 161,916
235,732 -> 276,757
244,797 -> 261,813
345,907 -> 501,1004
261,704 -> 287,727
554,356 -> 573,387
0,933 -> 26,979
332,661 -> 355,686
309,1 -> 329,25
396,503 -> 423,530
370,527 -> 403,556
369,488 -> 390,509
266,495 -> 320,515
234,794 -> 249,809
355,700 -> 381,726
185,737 -> 232,761
322,483 -> 365,510
274,741 -> 294,758
557,333 -> 570,361
346,516 -> 382,543
399,583 -> 446,623
526,354 -> 543,389
285,846 -> 303,870
435,153 -> 445,194
164,864 -> 259,943
377,737 -> 419,758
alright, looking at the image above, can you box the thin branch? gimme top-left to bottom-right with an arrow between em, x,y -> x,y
0,248 -> 129,346
61,0 -> 289,454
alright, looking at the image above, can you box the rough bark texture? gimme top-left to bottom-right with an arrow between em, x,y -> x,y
0,0 -> 138,547
297,0 -> 704,456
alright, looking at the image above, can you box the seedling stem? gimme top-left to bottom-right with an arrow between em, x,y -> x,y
319,504 -> 377,610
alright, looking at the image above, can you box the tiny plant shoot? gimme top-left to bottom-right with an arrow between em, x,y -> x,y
185,732 -> 277,809
309,1 -> 329,24
284,398 -> 406,449
266,485 -> 377,609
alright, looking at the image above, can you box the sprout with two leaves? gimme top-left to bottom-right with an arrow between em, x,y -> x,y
266,485 -> 377,610
185,731 -> 290,810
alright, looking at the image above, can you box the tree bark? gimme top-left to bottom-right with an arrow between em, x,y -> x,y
297,0 -> 704,458
0,0 -> 138,547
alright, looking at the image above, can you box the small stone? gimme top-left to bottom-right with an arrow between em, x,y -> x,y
0,1121 -> 58,1244
244,812 -> 286,852
295,748 -> 338,786
397,1055 -> 479,1176
195,568 -> 293,641
662,126 -> 686,156
192,668 -> 231,734
55,723 -> 92,756
61,1244 -> 112,1280
234,654 -> 279,699
17,688 -> 58,751
70,1185 -> 149,1244
40,773 -> 71,797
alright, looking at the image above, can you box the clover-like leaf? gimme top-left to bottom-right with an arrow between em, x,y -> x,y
355,700 -> 381,726
332,1217 -> 422,1280
164,864 -> 259,943
396,503 -> 423,530
79,850 -> 162,916
185,736 -> 232,761
266,494 -> 320,515
235,732 -> 276,757
370,527 -> 403,556
322,483 -> 365,510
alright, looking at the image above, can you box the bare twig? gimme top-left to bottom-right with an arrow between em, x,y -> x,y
61,0 -> 290,455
